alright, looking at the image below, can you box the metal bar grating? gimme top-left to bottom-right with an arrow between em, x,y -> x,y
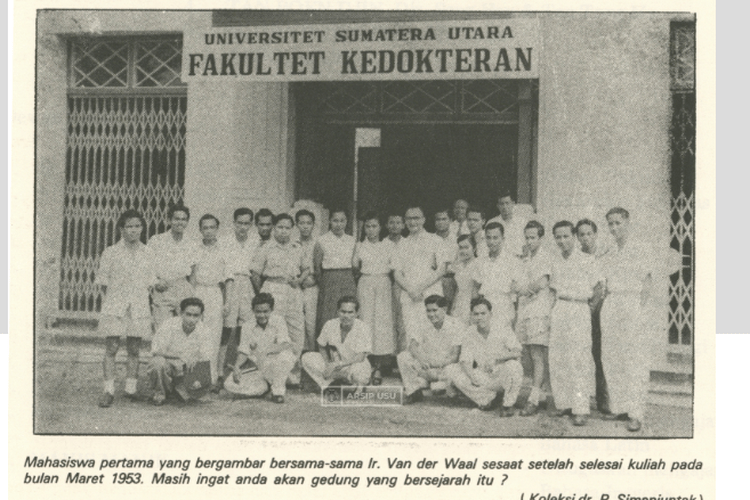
59,95 -> 187,314
668,22 -> 695,346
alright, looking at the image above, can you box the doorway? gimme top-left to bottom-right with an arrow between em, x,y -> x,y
294,80 -> 535,226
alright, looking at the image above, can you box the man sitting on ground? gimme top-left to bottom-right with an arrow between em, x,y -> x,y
397,295 -> 462,404
223,292 -> 296,404
301,296 -> 372,391
149,297 -> 211,405
445,297 -> 523,416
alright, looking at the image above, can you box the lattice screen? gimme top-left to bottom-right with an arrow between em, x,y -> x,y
668,22 -> 695,345
60,37 -> 187,315
315,80 -> 521,123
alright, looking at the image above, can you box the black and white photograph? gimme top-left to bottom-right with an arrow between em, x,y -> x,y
32,8 -> 698,438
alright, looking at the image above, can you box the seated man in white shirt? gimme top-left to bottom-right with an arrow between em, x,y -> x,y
445,297 -> 523,416
301,296 -> 372,390
149,297 -> 212,406
223,292 -> 296,404
397,295 -> 462,404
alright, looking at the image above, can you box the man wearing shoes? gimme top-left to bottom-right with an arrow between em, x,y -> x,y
445,297 -> 523,416
397,295 -> 462,404
223,293 -> 296,403
148,297 -> 212,406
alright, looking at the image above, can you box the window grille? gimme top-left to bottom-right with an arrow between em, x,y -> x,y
668,22 -> 695,345
60,37 -> 187,316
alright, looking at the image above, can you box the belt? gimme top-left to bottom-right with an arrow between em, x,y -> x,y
557,297 -> 589,303
264,277 -> 291,284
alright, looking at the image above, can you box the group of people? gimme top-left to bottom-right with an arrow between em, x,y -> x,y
95,192 -> 653,432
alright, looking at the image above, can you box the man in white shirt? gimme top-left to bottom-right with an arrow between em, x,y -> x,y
301,296 -> 372,390
449,198 -> 471,239
548,221 -> 600,426
149,297 -> 212,405
223,293 -> 296,403
220,207 -> 258,382
576,218 -> 610,413
383,210 -> 407,352
434,208 -> 458,306
487,192 -> 527,258
599,207 -> 653,432
466,206 -> 488,258
393,206 -> 449,343
397,295 -> 462,404
471,222 -> 523,330
445,297 -> 523,416
148,205 -> 195,330
295,209 -> 319,351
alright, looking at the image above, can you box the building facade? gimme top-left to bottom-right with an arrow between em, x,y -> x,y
35,10 -> 695,377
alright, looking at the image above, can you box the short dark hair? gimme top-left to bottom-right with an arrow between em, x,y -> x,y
329,208 -> 348,220
404,205 -> 424,216
498,191 -> 515,202
575,218 -> 598,233
485,221 -> 505,237
525,220 -> 545,238
606,207 -> 630,220
424,294 -> 449,309
256,208 -> 274,221
470,296 -> 492,312
168,204 -> 190,220
180,297 -> 205,313
251,292 -> 275,309
433,207 -> 451,218
199,213 -> 219,229
361,210 -> 380,224
457,233 -> 476,249
117,209 -> 145,230
233,207 -> 253,221
466,205 -> 485,219
337,295 -> 359,312
385,207 -> 405,220
273,213 -> 294,226
553,220 -> 576,235
295,209 -> 315,223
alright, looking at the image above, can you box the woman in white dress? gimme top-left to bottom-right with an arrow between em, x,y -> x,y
352,212 -> 394,384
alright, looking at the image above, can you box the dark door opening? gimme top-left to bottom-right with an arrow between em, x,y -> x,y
294,80 -> 533,224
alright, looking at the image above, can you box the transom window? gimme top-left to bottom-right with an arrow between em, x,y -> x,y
69,37 -> 186,89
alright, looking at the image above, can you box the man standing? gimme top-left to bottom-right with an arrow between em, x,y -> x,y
96,210 -> 157,407
449,198 -> 471,239
472,222 -> 523,330
301,296 -> 372,390
466,206 -> 488,258
254,208 -> 274,251
295,209 -> 319,352
434,208 -> 458,307
488,192 -> 527,258
548,221 -> 600,426
190,214 -> 233,387
223,293 -> 297,403
397,295 -> 462,404
576,218 -> 610,413
383,210 -> 407,352
148,205 -> 195,330
149,297 -> 212,406
220,208 -> 258,379
251,213 -> 310,384
599,208 -> 653,432
393,206 -> 448,342
445,297 -> 522,416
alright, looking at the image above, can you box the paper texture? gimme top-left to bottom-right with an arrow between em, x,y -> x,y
12,1 -> 715,498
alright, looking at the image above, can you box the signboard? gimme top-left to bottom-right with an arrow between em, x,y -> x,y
184,18 -> 540,81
